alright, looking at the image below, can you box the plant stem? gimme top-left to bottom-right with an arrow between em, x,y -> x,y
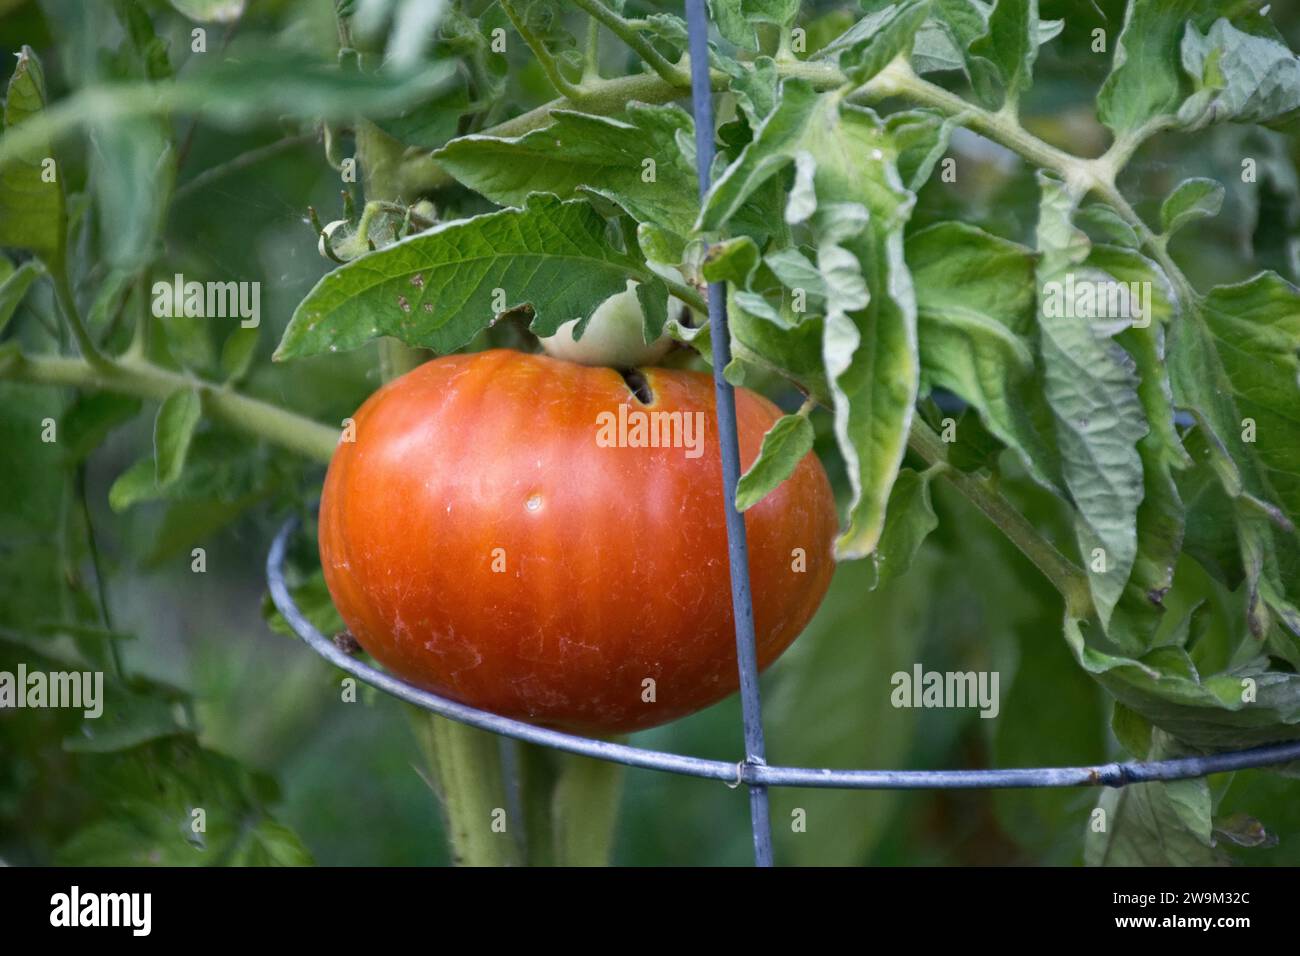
1,351 -> 339,463
1092,181 -> 1201,306
569,0 -> 688,86
906,418 -> 1093,617
409,709 -> 516,866
860,61 -> 1205,303
551,750 -> 623,865
75,464 -> 126,679
515,742 -> 624,866
860,60 -> 1093,186
481,69 -> 697,141
50,263 -> 109,369
172,131 -> 317,202
501,0 -> 585,100
583,11 -> 601,80
378,338 -> 424,380
660,273 -> 707,313
515,741 -> 559,865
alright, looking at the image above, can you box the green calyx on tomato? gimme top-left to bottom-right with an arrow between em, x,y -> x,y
538,280 -> 675,369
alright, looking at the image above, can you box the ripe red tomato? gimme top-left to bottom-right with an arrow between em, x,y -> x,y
319,349 -> 836,734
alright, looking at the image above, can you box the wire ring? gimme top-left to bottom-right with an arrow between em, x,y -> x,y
267,514 -> 1300,791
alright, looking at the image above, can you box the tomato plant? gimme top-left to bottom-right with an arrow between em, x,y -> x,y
2,0 -> 1300,869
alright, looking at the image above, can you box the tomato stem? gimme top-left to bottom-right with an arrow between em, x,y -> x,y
501,0 -> 586,101
410,710 -> 517,866
907,419 -> 1094,618
516,742 -> 559,866
0,351 -> 340,464
516,742 -> 624,866
551,750 -> 624,865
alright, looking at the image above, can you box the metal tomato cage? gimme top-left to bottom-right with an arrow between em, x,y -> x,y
268,0 -> 1300,866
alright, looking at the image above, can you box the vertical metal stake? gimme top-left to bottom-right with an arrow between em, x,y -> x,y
683,0 -> 774,867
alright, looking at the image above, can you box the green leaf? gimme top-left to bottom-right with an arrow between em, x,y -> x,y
906,0 -> 993,77
374,74 -> 470,149
1089,245 -> 1189,626
0,382 -> 89,633
154,389 -> 202,487
1212,811 -> 1277,851
708,0 -> 800,51
90,119 -> 174,271
1096,0 -> 1213,136
1178,18 -> 1300,130
185,49 -> 458,126
699,79 -> 821,232
907,221 -> 1062,491
735,412 -> 814,511
873,467 -> 938,585
60,392 -> 143,462
1035,175 -> 1147,635
643,13 -> 689,49
0,259 -> 43,332
1063,614 -> 1300,748
887,109 -> 956,193
637,221 -> 687,272
56,737 -> 312,866
702,235 -> 761,287
909,16 -> 973,76
709,0 -> 756,50
1160,177 -> 1225,236
85,268 -> 134,338
110,431 -> 285,513
1169,272 -> 1300,639
0,50 -> 457,171
816,129 -> 918,559
703,81 -> 920,558
277,195 -> 658,360
109,458 -> 156,512
969,0 -> 1040,111
837,0 -> 932,86
736,304 -> 829,390
0,47 -> 65,261
1086,781 -> 1219,866
764,246 -> 827,305
631,278 -> 670,343
262,569 -> 344,639
435,105 -> 699,238
1085,727 -> 1218,866
227,818 -> 315,866
1076,203 -> 1142,249
63,685 -> 189,754
219,325 -> 259,383
114,0 -> 174,81
160,310 -> 215,374
1177,277 -> 1300,512
1111,701 -> 1153,758
719,55 -> 780,126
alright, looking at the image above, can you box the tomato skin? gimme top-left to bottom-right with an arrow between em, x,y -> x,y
319,349 -> 837,734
